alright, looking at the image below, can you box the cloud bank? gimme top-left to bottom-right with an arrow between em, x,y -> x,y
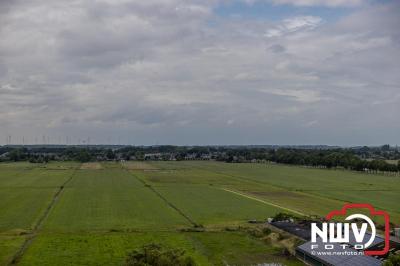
0,0 -> 399,145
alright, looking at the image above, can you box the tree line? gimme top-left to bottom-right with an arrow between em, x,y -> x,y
226,148 -> 400,173
0,145 -> 399,173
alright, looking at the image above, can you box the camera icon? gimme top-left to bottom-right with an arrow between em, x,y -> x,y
325,203 -> 390,256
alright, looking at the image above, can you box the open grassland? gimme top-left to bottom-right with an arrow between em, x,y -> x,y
80,162 -> 103,170
0,162 -> 78,265
122,161 -> 159,170
0,168 -> 75,188
145,183 -> 284,226
1,160 -> 398,265
0,187 -> 57,231
146,161 -> 400,223
0,163 -> 77,232
18,232 -> 302,266
43,167 -> 190,232
18,232 -> 209,266
0,235 -> 26,265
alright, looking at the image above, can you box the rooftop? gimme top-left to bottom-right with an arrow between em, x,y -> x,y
296,237 -> 382,266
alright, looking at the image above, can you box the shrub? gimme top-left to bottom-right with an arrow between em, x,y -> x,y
272,212 -> 296,222
125,244 -> 196,266
246,228 -> 264,238
262,227 -> 272,235
383,254 -> 400,266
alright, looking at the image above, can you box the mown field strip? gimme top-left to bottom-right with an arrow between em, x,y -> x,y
9,166 -> 79,265
221,188 -> 306,216
121,167 -> 199,227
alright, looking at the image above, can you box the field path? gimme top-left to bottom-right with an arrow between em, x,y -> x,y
121,166 -> 199,228
221,188 -> 306,216
9,165 -> 79,265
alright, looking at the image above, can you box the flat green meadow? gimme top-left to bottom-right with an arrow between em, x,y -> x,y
0,160 -> 398,265
146,161 -> 400,221
43,168 -> 190,232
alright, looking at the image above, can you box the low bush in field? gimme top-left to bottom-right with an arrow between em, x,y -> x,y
262,227 -> 272,235
383,254 -> 400,266
272,212 -> 297,222
125,244 -> 196,266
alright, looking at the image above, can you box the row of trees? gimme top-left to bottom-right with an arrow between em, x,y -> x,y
222,148 -> 400,172
268,149 -> 400,172
0,147 -> 117,163
1,145 -> 399,173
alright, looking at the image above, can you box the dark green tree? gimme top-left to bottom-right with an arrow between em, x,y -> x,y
106,149 -> 116,160
76,149 -> 91,162
9,149 -> 23,161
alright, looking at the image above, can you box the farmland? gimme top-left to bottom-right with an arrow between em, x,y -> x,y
0,161 -> 399,265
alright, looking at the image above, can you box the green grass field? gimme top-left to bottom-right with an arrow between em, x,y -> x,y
145,161 -> 400,221
44,168 -> 190,231
18,232 -> 302,266
152,184 -> 283,226
0,235 -> 26,265
0,160 -> 398,265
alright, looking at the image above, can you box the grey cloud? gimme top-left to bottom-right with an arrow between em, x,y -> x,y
244,0 -> 365,7
268,44 -> 286,53
0,0 -> 399,145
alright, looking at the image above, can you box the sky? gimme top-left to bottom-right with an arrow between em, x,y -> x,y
0,0 -> 399,146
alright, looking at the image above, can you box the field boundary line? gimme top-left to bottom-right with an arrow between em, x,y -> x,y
199,168 -> 351,212
9,165 -> 80,265
221,188 -> 306,216
121,166 -> 199,227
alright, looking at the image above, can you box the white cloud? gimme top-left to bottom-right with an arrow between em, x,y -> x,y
269,0 -> 365,7
0,1 -> 399,145
265,16 -> 322,37
241,0 -> 365,7
261,88 -> 323,103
